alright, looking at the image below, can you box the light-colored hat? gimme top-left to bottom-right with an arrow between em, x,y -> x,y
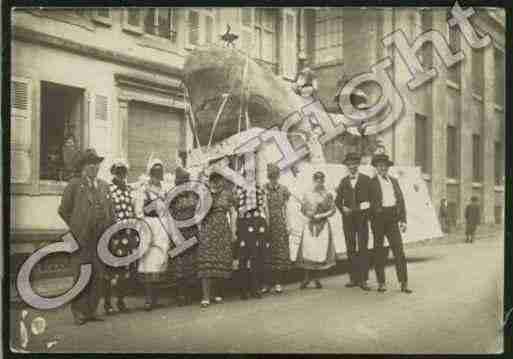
110,158 -> 130,174
147,157 -> 164,174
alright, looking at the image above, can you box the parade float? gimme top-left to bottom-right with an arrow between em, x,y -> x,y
177,43 -> 443,261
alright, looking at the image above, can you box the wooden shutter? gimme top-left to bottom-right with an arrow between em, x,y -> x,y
204,12 -> 214,44
10,77 -> 33,184
281,8 -> 298,79
239,8 -> 255,56
89,93 -> 113,181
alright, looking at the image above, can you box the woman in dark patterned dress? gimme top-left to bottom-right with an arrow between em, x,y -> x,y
170,167 -> 199,306
104,159 -> 139,315
197,172 -> 236,308
264,163 -> 292,294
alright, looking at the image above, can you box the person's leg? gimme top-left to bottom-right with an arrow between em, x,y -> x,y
103,276 -> 114,314
357,213 -> 371,290
144,281 -> 153,310
343,215 -> 358,286
200,277 -> 210,306
372,219 -> 387,291
386,220 -> 410,293
301,269 -> 311,289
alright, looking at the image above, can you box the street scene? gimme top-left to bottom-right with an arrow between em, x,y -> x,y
8,5 -> 505,355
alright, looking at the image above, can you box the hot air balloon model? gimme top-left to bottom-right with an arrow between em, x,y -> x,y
220,24 -> 238,47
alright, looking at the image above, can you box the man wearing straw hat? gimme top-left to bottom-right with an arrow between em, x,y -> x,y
58,148 -> 114,325
369,153 -> 412,294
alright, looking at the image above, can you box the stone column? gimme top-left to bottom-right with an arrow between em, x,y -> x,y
430,9 -> 449,216
458,24 -> 474,226
482,42 -> 496,224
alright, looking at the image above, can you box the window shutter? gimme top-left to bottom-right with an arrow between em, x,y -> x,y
89,93 -> 113,181
10,77 -> 33,184
204,13 -> 214,44
239,8 -> 255,56
281,9 -> 298,79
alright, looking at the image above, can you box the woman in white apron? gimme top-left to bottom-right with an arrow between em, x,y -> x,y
134,158 -> 172,311
296,171 -> 337,289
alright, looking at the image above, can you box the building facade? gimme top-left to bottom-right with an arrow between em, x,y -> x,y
10,7 -> 504,288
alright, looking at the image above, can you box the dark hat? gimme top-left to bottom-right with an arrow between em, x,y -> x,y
209,171 -> 224,182
75,148 -> 104,171
313,171 -> 325,180
371,153 -> 394,167
343,152 -> 361,165
175,167 -> 190,185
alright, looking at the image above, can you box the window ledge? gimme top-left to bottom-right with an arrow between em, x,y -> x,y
91,15 -> 112,27
446,178 -> 459,184
495,185 -> 504,192
122,24 -> 143,36
39,180 -> 68,195
472,93 -> 484,102
472,182 -> 483,188
446,80 -> 460,90
312,59 -> 344,70
27,9 -> 94,32
137,34 -> 183,56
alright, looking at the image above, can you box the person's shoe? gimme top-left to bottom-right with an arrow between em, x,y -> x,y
144,302 -> 153,311
261,287 -> 270,294
73,316 -> 87,326
214,296 -> 223,304
240,292 -> 249,300
104,303 -> 115,315
177,295 -> 187,307
360,282 -> 371,291
274,284 -> 283,294
87,316 -> 104,322
200,299 -> 210,308
315,280 -> 323,289
400,283 -> 412,294
251,291 -> 263,299
117,299 -> 128,313
377,283 -> 387,292
300,280 -> 310,290
345,281 -> 359,288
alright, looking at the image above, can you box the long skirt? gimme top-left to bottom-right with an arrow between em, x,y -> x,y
296,220 -> 336,271
137,217 -> 170,282
197,211 -> 233,279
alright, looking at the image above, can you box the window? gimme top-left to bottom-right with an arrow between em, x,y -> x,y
472,48 -> 484,96
447,11 -> 461,84
415,114 -> 429,174
92,8 -> 112,26
314,8 -> 343,64
144,8 -> 177,41
282,10 -> 297,79
472,134 -> 481,182
11,77 -> 32,184
447,126 -> 458,179
186,10 -> 200,47
254,8 -> 277,64
494,48 -> 504,107
420,11 -> 433,69
184,8 -> 214,48
495,141 -> 503,185
40,82 -> 84,182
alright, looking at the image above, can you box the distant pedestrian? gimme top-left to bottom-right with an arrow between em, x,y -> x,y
465,197 -> 481,243
58,148 -> 114,325
439,198 -> 450,234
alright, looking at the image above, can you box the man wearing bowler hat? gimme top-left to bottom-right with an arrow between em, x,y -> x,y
335,152 -> 372,291
369,153 -> 412,293
58,148 -> 114,325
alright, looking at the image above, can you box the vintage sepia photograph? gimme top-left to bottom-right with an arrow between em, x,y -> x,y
7,5 -> 506,354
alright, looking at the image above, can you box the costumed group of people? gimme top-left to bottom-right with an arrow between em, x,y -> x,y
58,147 -> 412,326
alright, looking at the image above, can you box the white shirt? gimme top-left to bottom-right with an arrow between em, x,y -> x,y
377,175 -> 396,207
349,173 -> 358,188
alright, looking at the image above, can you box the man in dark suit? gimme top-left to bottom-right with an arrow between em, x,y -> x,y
369,153 -> 412,294
58,148 -> 114,325
335,152 -> 372,291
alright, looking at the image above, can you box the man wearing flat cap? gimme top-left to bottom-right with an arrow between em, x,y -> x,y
335,152 -> 372,291
58,148 -> 114,325
369,153 -> 412,294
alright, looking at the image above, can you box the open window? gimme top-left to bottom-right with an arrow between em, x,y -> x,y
39,82 -> 84,182
185,8 -> 215,49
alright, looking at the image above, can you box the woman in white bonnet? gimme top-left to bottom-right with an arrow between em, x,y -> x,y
134,157 -> 172,311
